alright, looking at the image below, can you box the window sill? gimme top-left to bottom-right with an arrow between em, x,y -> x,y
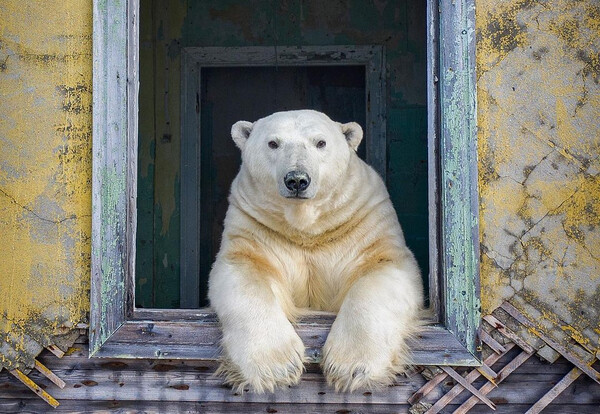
91,309 -> 479,366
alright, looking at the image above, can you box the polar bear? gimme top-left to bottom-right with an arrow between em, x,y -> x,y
208,110 -> 423,393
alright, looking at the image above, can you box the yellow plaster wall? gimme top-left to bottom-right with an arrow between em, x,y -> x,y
0,0 -> 598,369
477,0 -> 600,355
0,1 -> 91,369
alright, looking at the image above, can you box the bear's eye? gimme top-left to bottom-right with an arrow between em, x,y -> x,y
268,140 -> 279,149
316,140 -> 326,149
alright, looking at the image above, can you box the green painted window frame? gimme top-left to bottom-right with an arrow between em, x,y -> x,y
90,0 -> 480,367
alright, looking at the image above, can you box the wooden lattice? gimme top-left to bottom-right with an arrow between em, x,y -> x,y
409,301 -> 600,413
2,350 -> 65,408
5,303 -> 599,410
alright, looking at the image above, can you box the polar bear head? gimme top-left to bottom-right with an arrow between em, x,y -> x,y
231,110 -> 363,201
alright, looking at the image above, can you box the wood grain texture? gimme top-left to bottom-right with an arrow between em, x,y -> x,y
91,0 -> 131,355
525,367 -> 583,414
439,366 -> 496,410
179,49 -> 201,309
9,370 -> 59,408
33,360 -> 65,389
91,317 -> 478,366
438,0 -> 481,360
421,344 -> 515,413
454,350 -> 533,414
3,400 -> 600,414
1,342 -> 599,410
426,0 -> 442,323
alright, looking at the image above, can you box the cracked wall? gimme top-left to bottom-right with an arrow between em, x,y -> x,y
0,1 -> 91,370
0,0 -> 598,370
477,0 -> 600,356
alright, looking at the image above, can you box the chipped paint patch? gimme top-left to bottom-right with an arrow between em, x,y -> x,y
0,0 -> 92,370
478,0 -> 600,356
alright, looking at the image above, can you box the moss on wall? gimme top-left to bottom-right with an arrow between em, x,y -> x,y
477,0 -> 600,355
0,1 -> 92,370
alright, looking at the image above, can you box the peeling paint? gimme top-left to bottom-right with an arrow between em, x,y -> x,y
0,0 -> 92,370
478,0 -> 600,356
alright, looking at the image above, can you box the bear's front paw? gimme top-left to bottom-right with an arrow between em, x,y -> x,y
321,330 -> 408,392
217,329 -> 305,393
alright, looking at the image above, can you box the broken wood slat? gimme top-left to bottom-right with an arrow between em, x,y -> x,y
500,301 -> 600,385
479,329 -> 506,354
46,344 -> 65,358
425,343 -> 515,414
408,372 -> 448,405
439,366 -> 496,410
9,369 -> 59,408
453,350 -> 533,414
34,360 -> 66,389
483,314 -> 535,354
524,367 -> 583,414
476,363 -> 498,383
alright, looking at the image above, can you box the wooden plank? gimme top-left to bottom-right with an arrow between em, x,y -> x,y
4,362 -> 599,406
364,45 -> 387,180
183,45 -> 383,67
438,0 -> 480,359
453,350 -> 533,414
500,302 -> 600,385
3,400 -> 600,414
9,370 -> 59,408
483,314 -> 535,354
179,49 -> 201,309
476,363 -> 498,383
90,0 -> 130,355
133,0 -> 156,309
480,329 -> 506,354
1,370 -> 430,405
34,360 -> 66,389
425,344 -> 515,414
126,0 -> 140,317
45,345 -> 65,358
426,0 -> 441,323
525,367 -> 583,414
439,366 -> 496,410
408,372 -> 448,405
90,320 -> 479,366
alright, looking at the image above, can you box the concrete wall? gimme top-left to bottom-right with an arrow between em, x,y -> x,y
0,1 -> 91,369
477,0 -> 599,356
0,0 -> 598,369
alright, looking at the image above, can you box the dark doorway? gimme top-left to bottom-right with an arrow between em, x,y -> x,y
197,66 -> 366,306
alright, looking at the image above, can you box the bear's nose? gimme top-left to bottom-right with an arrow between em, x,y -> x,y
284,170 -> 311,192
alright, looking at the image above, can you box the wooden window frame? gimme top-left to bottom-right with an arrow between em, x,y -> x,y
91,0 -> 481,366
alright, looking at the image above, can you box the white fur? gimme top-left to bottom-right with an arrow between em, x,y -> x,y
209,110 -> 424,393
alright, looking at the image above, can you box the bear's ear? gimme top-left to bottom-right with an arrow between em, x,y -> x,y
340,122 -> 363,151
231,121 -> 254,150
